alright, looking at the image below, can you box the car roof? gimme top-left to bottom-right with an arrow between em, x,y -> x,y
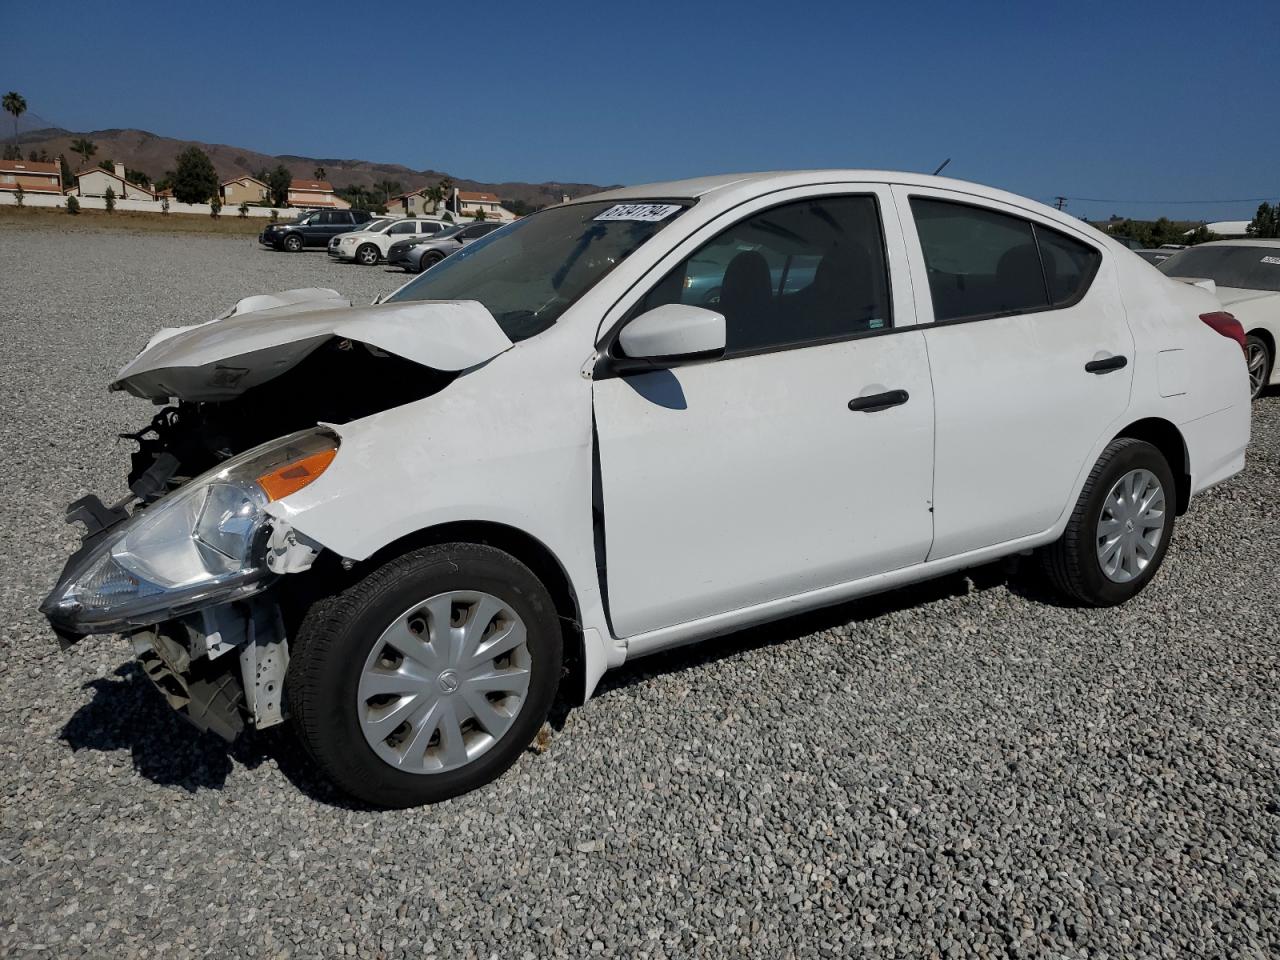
578,169 -> 1097,237
1190,238 -> 1280,249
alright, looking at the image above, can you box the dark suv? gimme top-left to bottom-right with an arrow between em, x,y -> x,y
259,209 -> 373,252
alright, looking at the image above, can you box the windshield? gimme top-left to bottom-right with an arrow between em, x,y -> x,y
387,201 -> 687,341
1159,245 -> 1280,292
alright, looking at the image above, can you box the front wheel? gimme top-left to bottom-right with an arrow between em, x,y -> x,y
286,543 -> 562,807
355,243 -> 380,266
1041,438 -> 1176,606
282,234 -> 303,253
1246,334 -> 1272,400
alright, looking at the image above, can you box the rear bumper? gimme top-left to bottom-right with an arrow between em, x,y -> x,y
1184,402 -> 1250,497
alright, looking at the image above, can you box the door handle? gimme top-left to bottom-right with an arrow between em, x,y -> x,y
848,389 -> 909,412
1085,355 -> 1128,374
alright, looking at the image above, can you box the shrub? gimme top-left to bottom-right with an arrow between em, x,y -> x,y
270,209 -> 279,222
161,197 -> 170,214
238,200 -> 249,218
210,196 -> 222,219
103,185 -> 115,214
66,195 -> 80,215
13,183 -> 23,207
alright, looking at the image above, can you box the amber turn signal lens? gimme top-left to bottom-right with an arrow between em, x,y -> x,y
256,448 -> 337,501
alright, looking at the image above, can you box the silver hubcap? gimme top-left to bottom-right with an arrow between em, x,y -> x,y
1246,342 -> 1268,397
360,247 -> 376,264
1096,469 -> 1166,583
357,591 -> 531,774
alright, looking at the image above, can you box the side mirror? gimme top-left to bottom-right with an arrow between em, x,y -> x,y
613,303 -> 726,372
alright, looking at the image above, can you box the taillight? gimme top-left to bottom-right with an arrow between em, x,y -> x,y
1200,311 -> 1247,353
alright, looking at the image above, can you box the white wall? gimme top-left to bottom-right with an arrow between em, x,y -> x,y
0,191 -> 282,218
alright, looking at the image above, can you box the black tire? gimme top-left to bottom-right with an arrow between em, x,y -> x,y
1246,333 -> 1273,401
286,543 -> 561,808
1041,438 -> 1176,606
283,233 -> 303,253
355,243 -> 380,266
418,250 -> 444,273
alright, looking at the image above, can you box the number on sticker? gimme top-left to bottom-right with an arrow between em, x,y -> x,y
594,203 -> 682,223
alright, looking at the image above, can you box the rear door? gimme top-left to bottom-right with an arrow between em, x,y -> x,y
893,186 -> 1134,558
593,186 -> 936,638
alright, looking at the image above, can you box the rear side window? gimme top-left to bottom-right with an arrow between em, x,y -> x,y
389,221 -> 416,234
910,198 -> 1100,322
638,195 -> 892,355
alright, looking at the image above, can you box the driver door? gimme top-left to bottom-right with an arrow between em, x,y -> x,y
593,187 -> 936,639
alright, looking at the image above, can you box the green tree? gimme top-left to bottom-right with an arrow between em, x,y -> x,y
2,91 -> 26,150
172,146 -> 218,204
210,196 -> 222,218
313,165 -> 326,180
1,144 -> 19,160
238,200 -> 249,218
28,149 -> 50,162
59,155 -> 74,189
267,164 -> 292,207
70,138 -> 97,167
421,183 -> 447,215
66,195 -> 80,215
1247,201 -> 1279,239
103,185 -> 115,213
1185,225 -> 1216,246
373,179 -> 401,204
269,208 -> 279,222
472,206 -> 487,221
161,196 -> 170,214
14,183 -> 24,207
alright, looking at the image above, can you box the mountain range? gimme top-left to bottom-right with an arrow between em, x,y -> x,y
3,127 -> 614,207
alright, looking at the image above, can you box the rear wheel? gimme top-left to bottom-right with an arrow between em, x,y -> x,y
283,234 -> 303,253
1246,334 -> 1272,400
355,243 -> 380,266
1041,438 -> 1175,606
286,543 -> 562,808
418,250 -> 445,273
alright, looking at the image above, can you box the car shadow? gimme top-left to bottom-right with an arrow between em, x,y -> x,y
59,662 -> 365,808
59,555 -> 1065,806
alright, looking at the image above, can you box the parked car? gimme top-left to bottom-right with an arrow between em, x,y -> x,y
1158,239 -> 1280,398
42,171 -> 1250,808
328,217 -> 451,266
1110,235 -> 1144,250
259,209 -> 374,251
386,221 -> 505,272
1136,249 -> 1176,265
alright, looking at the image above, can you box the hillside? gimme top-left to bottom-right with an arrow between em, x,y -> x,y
5,127 -> 613,208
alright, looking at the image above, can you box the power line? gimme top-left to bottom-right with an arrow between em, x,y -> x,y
1058,195 -> 1274,205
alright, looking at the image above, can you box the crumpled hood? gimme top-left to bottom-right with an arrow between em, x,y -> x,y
111,288 -> 513,401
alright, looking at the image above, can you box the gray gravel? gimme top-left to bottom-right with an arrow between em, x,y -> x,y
1,221 -> 1277,959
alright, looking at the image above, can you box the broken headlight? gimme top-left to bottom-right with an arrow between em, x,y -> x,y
41,428 -> 338,635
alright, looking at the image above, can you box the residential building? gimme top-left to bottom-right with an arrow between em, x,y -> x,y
387,191 -> 438,218
454,188 -> 515,221
221,175 -> 269,206
0,157 -> 64,195
287,179 -> 350,209
73,161 -> 155,200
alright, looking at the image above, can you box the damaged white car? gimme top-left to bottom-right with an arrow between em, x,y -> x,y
42,172 -> 1251,807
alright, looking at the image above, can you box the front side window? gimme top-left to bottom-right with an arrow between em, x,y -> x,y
387,200 -> 686,342
911,198 -> 1100,322
637,195 -> 892,354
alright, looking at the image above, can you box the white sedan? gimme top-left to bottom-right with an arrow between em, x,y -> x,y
1158,239 -> 1280,399
327,217 -> 450,265
42,171 -> 1251,807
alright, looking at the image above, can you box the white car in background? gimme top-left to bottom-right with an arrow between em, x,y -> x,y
42,171 -> 1251,807
328,217 -> 451,266
1158,239 -> 1280,399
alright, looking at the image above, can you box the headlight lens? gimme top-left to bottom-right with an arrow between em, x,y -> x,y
42,429 -> 338,633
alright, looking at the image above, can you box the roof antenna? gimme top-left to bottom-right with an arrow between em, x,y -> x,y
932,158 -> 951,176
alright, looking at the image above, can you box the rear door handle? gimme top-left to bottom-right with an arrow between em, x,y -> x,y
1085,355 -> 1128,374
848,389 -> 909,412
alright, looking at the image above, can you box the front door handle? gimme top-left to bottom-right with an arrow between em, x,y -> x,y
848,389 -> 909,412
1085,355 -> 1128,374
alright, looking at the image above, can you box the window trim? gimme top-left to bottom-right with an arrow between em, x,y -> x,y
596,191 -> 896,373
906,195 -> 1103,328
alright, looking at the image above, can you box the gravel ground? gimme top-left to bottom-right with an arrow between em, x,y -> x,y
1,223 -> 1277,959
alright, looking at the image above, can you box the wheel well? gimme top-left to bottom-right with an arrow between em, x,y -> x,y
365,521 -> 585,697
1247,326 -> 1275,356
1115,418 -> 1191,514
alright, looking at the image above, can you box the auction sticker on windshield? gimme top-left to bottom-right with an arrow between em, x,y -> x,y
594,203 -> 682,222
1261,256 -> 1280,266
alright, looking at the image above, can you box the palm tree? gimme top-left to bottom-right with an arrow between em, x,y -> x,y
374,179 -> 401,204
421,183 -> 446,215
313,165 -> 326,180
70,137 -> 96,168
2,91 -> 26,149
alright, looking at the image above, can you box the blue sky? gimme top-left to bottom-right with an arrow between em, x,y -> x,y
2,0 -> 1276,220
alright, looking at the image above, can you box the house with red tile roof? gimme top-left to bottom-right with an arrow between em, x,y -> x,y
287,179 -> 349,209
0,158 -> 63,195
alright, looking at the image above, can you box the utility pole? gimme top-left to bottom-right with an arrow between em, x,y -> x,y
1054,196 -> 1067,211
